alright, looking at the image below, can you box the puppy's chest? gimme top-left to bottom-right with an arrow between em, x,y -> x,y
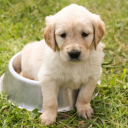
56,64 -> 90,89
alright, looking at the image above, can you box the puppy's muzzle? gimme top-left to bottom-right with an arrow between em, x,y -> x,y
68,50 -> 81,59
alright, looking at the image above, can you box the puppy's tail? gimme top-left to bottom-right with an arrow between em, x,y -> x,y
19,71 -> 24,77
13,52 -> 22,74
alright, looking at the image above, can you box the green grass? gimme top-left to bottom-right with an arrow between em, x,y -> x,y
0,0 -> 128,127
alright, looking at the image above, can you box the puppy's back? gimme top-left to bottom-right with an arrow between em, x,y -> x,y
21,40 -> 45,80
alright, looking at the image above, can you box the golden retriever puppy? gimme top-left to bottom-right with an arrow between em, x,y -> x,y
21,4 -> 105,125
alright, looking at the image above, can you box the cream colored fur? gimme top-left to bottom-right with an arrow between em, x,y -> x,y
21,4 -> 105,125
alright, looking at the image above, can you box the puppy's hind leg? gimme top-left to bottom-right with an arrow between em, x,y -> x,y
39,77 -> 59,125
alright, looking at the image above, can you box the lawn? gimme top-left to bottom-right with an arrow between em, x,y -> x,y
0,0 -> 128,127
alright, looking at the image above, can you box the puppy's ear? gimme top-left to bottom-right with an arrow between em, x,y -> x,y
93,16 -> 105,50
44,25 -> 56,52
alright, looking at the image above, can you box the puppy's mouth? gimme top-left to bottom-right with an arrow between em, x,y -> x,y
68,58 -> 81,62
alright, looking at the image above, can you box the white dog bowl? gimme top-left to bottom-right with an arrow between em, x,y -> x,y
0,52 -> 78,113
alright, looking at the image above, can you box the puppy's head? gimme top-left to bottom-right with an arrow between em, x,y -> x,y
44,4 -> 105,62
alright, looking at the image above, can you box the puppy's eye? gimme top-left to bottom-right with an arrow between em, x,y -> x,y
81,32 -> 89,38
60,33 -> 66,38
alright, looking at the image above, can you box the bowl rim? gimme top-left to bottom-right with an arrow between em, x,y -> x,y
9,52 -> 40,86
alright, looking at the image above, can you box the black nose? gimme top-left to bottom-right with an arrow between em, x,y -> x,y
68,50 -> 81,59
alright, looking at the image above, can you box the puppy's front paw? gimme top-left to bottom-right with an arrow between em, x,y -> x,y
76,103 -> 94,119
40,111 -> 57,125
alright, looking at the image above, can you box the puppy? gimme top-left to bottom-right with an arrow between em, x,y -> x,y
21,4 -> 105,125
